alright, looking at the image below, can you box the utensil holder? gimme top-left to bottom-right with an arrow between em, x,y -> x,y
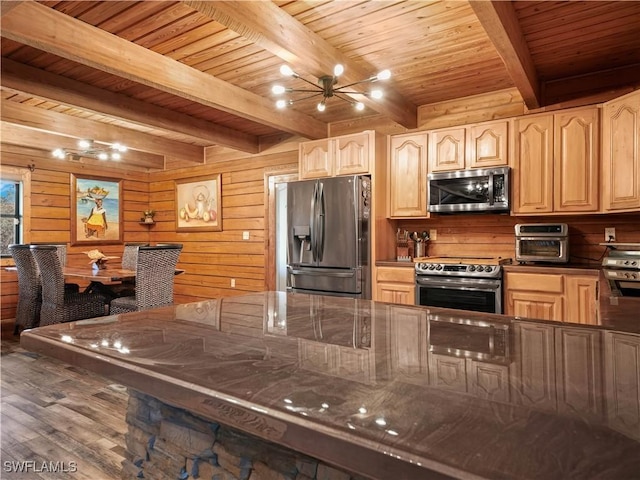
414,241 -> 426,258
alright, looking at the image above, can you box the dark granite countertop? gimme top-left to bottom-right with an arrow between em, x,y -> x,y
21,292 -> 640,479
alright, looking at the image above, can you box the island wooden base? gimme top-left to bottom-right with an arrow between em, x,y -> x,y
124,390 -> 365,480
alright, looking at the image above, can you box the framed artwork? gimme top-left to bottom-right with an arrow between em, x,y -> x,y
71,174 -> 123,245
175,174 -> 222,232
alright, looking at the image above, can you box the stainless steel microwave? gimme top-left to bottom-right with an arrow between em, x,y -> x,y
515,223 -> 569,263
428,166 -> 510,213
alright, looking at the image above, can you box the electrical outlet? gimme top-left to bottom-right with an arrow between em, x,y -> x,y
605,227 -> 616,243
242,231 -> 250,240
429,229 -> 437,241
230,278 -> 236,288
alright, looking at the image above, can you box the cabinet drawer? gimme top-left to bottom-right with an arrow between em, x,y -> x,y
376,266 -> 415,283
505,272 -> 564,293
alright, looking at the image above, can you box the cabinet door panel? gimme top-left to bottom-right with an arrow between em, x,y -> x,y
428,127 -> 466,172
334,132 -> 370,176
468,120 -> 509,169
389,133 -> 428,217
429,354 -> 467,392
513,115 -> 554,213
554,108 -> 599,212
300,139 -> 331,179
565,275 -> 598,325
602,90 -> 640,211
507,291 -> 563,321
467,360 -> 510,402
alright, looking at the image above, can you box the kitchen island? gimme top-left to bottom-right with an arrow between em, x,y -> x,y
21,292 -> 640,480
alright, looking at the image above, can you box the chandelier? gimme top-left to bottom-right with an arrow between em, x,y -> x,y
271,64 -> 391,112
52,139 -> 128,161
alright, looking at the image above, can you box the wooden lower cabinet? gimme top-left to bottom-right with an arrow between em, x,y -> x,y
504,271 -> 598,324
504,272 -> 564,321
375,266 -> 415,305
604,331 -> 640,441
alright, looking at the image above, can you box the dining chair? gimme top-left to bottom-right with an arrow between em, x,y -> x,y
30,245 -> 107,326
110,242 -> 149,298
31,243 -> 80,293
110,244 -> 183,314
8,244 -> 41,334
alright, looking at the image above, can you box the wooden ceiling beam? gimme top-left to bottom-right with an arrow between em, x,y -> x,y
469,0 -> 541,109
0,1 -> 327,140
1,123 -> 165,170
0,59 -> 259,154
1,99 -> 203,164
183,0 -> 418,129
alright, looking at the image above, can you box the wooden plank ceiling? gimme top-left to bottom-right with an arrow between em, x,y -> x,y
1,1 -> 639,171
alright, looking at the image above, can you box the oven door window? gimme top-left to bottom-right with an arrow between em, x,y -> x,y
417,284 -> 499,313
519,239 -> 562,257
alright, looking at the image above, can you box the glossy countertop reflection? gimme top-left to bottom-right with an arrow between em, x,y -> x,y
21,292 -> 640,480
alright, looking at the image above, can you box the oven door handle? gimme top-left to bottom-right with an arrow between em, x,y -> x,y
415,277 -> 501,291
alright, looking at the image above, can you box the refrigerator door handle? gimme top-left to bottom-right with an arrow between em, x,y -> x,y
288,269 -> 355,278
310,181 -> 318,261
317,181 -> 325,262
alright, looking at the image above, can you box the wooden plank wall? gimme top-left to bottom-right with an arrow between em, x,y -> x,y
1,143 -> 298,327
147,150 -> 298,305
397,213 -> 640,265
0,145 -> 150,326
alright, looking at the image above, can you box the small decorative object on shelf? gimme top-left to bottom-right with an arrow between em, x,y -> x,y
142,210 -> 155,224
84,249 -> 118,270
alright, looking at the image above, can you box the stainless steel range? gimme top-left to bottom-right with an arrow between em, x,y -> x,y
602,244 -> 640,297
415,257 -> 512,314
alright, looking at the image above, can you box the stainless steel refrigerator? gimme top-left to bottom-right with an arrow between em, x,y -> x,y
286,175 -> 371,298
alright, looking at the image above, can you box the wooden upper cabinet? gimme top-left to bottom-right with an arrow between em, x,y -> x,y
554,107 -> 599,212
467,120 -> 509,169
299,139 -> 332,179
334,131 -> 371,177
388,132 -> 428,217
428,127 -> 466,172
513,114 -> 554,213
602,89 -> 640,212
513,106 -> 599,214
299,131 -> 372,179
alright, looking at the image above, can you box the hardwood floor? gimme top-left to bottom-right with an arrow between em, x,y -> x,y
1,334 -> 127,479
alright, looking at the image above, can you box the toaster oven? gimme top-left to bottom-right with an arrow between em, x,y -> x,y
515,223 -> 569,263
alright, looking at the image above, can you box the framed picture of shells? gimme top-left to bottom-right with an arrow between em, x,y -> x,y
175,174 -> 222,232
71,174 -> 123,245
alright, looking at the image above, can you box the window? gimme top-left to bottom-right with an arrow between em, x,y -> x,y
0,179 -> 22,256
0,166 -> 31,262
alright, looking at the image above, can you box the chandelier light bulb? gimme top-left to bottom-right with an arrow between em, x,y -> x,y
376,69 -> 391,81
371,89 -> 384,99
52,148 -> 66,159
78,139 -> 92,149
111,152 -> 122,161
333,64 -> 344,77
272,85 -> 286,95
97,152 -> 109,160
276,99 -> 288,109
279,64 -> 295,77
355,102 -> 365,111
317,101 -> 326,112
113,143 -> 127,152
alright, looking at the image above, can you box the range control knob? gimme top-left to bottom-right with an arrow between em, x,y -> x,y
485,266 -> 494,273
476,265 -> 484,272
468,265 -> 476,272
435,264 -> 443,271
428,264 -> 436,270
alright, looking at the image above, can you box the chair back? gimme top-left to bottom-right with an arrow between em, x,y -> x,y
122,243 -> 149,271
30,245 -> 66,306
9,244 -> 41,330
135,245 -> 182,310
